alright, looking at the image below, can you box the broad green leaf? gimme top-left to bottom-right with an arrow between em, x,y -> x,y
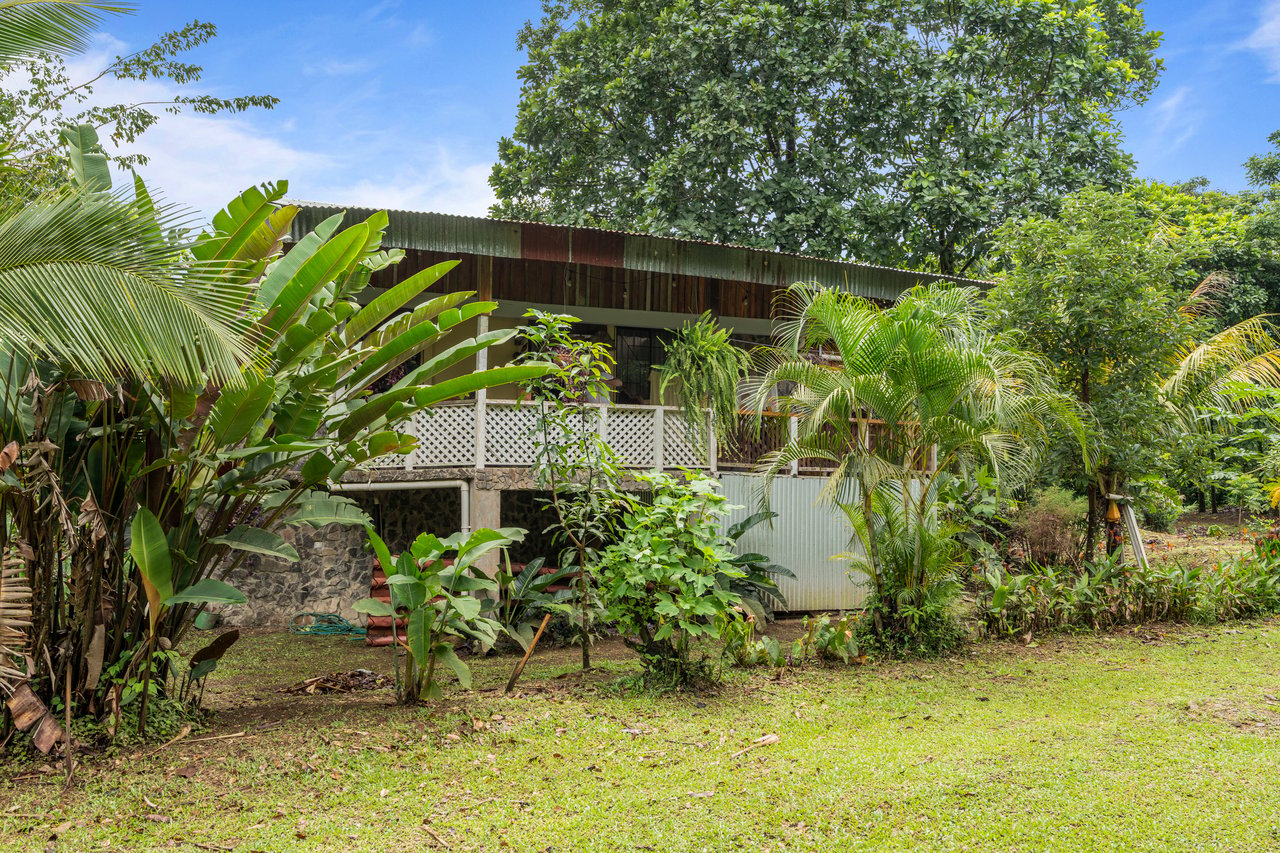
130,508 -> 172,636
450,595 -> 483,622
283,493 -> 370,528
385,329 -> 517,394
239,204 -> 298,262
353,597 -> 395,617
343,260 -> 460,344
434,643 -> 471,689
210,525 -> 300,561
207,378 -> 277,445
164,578 -> 247,606
260,223 -> 370,341
60,123 -> 110,192
255,212 -> 343,306
407,608 -> 431,667
194,181 -> 289,262
365,525 -> 396,573
337,364 -> 553,441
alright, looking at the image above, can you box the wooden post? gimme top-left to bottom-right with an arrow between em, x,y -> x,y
504,612 -> 552,695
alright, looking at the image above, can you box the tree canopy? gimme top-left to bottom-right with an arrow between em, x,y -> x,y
491,0 -> 1162,274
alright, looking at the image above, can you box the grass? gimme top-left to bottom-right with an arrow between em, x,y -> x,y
4,619 -> 1280,852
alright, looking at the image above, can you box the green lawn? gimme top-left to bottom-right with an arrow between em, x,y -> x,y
4,620 -> 1280,852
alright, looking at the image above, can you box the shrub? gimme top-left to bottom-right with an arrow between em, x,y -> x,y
843,485 -> 967,658
720,511 -> 794,623
857,587 -> 966,658
355,527 -> 522,701
727,613 -> 863,668
593,473 -> 745,688
1010,487 -> 1087,566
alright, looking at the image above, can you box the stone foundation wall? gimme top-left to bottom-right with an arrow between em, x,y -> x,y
218,522 -> 370,628
215,486 -> 467,628
213,471 -> 652,627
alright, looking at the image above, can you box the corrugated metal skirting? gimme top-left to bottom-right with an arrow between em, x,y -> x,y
719,474 -> 867,612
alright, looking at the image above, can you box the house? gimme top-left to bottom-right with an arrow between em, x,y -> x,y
220,205 -> 986,626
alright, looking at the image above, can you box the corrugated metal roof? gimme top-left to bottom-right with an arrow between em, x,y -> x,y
284,200 -> 992,299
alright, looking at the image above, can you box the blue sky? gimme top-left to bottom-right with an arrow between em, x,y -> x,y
76,1 -> 1280,216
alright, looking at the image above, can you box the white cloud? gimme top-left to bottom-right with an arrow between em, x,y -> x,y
21,34 -> 496,221
303,149 -> 496,216
302,59 -> 374,77
1244,0 -> 1280,80
1147,85 -> 1201,151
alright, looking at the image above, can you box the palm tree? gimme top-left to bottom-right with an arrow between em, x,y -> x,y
750,283 -> 1078,634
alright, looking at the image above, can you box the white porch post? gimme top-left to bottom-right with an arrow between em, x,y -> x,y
474,315 -> 488,470
596,403 -> 609,460
788,415 -> 799,477
653,406 -> 665,471
707,410 -> 717,474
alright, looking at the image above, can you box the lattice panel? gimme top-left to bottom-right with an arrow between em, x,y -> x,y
605,408 -> 656,467
485,404 -> 542,466
403,404 -> 475,468
661,412 -> 707,468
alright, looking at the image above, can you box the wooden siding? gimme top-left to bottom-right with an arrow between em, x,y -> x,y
373,250 -> 785,320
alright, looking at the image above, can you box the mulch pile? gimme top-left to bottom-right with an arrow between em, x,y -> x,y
278,669 -> 393,695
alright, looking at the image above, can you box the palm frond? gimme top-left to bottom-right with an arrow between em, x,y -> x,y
1163,315 -> 1280,426
0,1 -> 132,62
0,188 -> 257,385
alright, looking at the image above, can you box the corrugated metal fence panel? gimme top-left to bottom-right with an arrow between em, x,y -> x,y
719,474 -> 867,612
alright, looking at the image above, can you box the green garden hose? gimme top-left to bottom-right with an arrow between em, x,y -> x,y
289,612 -> 366,638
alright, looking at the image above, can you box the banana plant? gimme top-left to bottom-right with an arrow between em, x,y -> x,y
489,556 -> 576,651
3,174 -> 552,729
354,526 -> 524,701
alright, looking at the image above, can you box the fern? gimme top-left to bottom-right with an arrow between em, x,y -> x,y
658,312 -> 751,455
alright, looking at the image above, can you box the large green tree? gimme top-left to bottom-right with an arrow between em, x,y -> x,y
988,187 -> 1280,548
491,0 -> 1161,274
1126,178 -> 1280,331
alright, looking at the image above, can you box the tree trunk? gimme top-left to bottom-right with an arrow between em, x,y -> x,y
1085,482 -> 1099,559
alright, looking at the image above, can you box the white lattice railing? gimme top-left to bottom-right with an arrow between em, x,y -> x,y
369,400 -> 714,471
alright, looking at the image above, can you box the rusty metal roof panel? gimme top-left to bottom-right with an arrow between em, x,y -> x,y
285,200 -> 989,299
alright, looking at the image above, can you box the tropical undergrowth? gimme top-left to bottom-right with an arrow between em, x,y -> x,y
979,539 -> 1280,638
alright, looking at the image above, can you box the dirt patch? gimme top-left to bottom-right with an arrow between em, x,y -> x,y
1182,694 -> 1280,736
279,669 -> 394,695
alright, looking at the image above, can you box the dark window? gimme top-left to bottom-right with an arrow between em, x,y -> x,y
614,327 -> 674,405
